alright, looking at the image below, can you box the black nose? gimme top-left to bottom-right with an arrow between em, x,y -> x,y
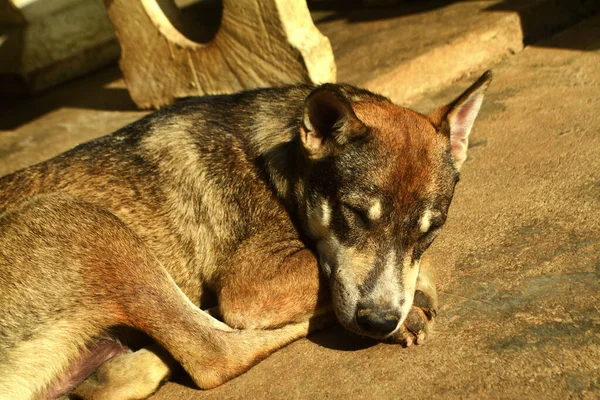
356,308 -> 400,335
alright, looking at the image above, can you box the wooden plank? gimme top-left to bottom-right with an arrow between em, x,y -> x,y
105,0 -> 336,109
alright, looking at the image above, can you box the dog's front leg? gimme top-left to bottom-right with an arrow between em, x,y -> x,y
388,255 -> 439,346
215,240 -> 332,330
73,307 -> 330,400
72,313 -> 331,400
73,239 -> 330,400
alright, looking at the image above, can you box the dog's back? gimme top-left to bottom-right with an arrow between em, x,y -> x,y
0,87 -> 309,300
0,84 -> 391,301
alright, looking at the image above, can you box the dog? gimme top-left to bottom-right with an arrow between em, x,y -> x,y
0,71 -> 491,399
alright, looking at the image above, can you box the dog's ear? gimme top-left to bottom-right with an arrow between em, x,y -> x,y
429,70 -> 492,170
301,84 -> 367,159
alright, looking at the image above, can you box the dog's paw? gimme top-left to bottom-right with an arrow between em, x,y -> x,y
387,290 -> 437,347
71,348 -> 171,400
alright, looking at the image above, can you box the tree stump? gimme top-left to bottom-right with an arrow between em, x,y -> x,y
104,0 -> 336,109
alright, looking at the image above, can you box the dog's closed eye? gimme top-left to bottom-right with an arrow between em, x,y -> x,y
342,203 -> 370,227
414,223 -> 441,259
418,209 -> 445,233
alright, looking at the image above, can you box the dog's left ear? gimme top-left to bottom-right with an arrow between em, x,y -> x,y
301,84 -> 367,159
429,70 -> 492,170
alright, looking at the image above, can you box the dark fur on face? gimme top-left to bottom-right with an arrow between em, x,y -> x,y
296,77 -> 490,337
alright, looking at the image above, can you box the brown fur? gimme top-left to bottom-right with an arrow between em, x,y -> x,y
354,101 -> 451,203
0,73 -> 490,399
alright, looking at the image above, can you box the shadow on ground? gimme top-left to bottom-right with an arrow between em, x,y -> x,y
0,66 -> 136,131
308,324 -> 380,351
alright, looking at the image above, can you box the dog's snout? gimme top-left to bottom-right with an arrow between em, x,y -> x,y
356,307 -> 400,335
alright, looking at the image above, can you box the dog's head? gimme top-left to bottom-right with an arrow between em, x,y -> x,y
297,72 -> 491,339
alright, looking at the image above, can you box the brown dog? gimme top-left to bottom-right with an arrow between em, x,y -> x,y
0,72 -> 491,399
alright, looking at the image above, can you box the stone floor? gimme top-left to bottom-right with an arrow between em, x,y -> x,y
0,5 -> 599,400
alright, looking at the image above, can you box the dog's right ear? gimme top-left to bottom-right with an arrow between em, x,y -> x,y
301,84 -> 367,159
429,70 -> 492,170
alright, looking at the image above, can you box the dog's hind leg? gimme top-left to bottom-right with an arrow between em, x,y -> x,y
0,196 -> 139,399
72,312 -> 332,400
124,282 -> 330,390
1,194 -> 328,398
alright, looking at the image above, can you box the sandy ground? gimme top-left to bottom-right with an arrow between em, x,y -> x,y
0,9 -> 598,400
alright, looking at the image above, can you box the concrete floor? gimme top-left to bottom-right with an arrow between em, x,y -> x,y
1,7 -> 599,400
156,16 -> 600,399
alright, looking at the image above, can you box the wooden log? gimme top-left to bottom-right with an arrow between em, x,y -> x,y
104,0 -> 336,109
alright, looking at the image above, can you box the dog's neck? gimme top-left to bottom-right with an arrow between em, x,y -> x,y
248,122 -> 310,219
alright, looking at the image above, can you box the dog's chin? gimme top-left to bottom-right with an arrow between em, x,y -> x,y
340,319 -> 399,341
